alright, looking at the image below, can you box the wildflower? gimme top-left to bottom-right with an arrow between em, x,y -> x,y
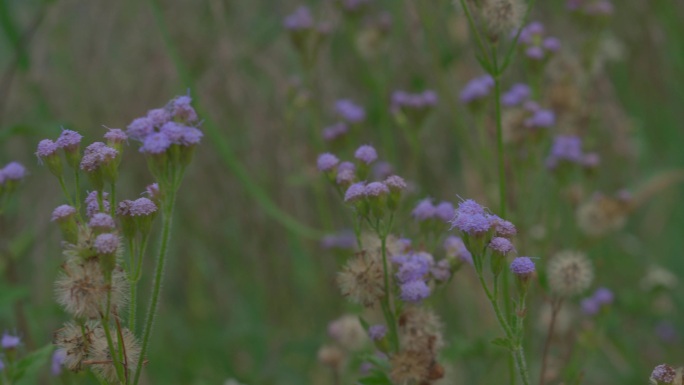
51,205 -> 77,222
337,253 -> 384,307
490,216 -> 517,238
456,199 -> 486,215
434,201 -> 456,223
1,333 -> 20,349
328,315 -> 367,351
460,75 -> 494,105
398,307 -> 445,353
130,197 -> 158,217
384,175 -> 407,191
444,236 -> 473,265
88,213 -> 115,232
396,254 -> 432,283
489,237 -> 515,255
89,327 -> 141,382
52,204 -> 79,243
36,139 -> 63,176
390,348 -> 432,384
517,21 -> 561,61
103,128 -> 128,146
320,231 -> 356,250
51,349 -> 66,376
368,325 -> 387,341
1,162 -> 26,181
85,191 -> 110,218
94,233 -> 120,255
546,135 -> 583,169
431,259 -> 452,281
283,6 -> 314,30
126,117 -> 155,141
145,183 -> 162,202
354,144 -> 378,164
391,90 -> 438,124
54,260 -> 128,318
400,280 -> 431,303
524,109 -> 556,129
510,256 -> 535,276
593,287 -> 614,305
336,162 -> 356,186
412,198 -> 435,221
651,364 -> 676,384
53,321 -> 97,371
547,250 -> 593,296
344,182 -> 366,203
580,297 -> 600,315
336,99 -> 366,123
140,132 -> 171,155
451,212 -> 491,236
146,108 -> 171,127
171,95 -> 198,122
56,130 -> 83,151
364,182 -> 389,197
501,83 -> 531,107
322,122 -> 348,142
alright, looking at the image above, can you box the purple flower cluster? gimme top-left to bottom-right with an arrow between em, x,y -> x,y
580,287 -> 614,315
126,95 -> 202,154
80,142 -> 118,172
283,6 -> 314,30
391,90 -> 438,114
321,230 -> 356,250
545,135 -> 584,170
451,199 -> 519,239
394,252 -> 433,303
523,102 -> 556,129
444,236 -> 473,265
1,332 -> 20,349
322,122 -> 349,142
0,162 -> 27,186
566,0 -> 613,16
517,22 -> 561,60
85,191 -> 110,217
335,99 -> 366,123
460,75 -> 494,104
501,84 -> 531,107
354,145 -> 378,164
489,237 -> 515,255
368,324 -> 387,341
411,199 -> 455,223
510,257 -> 535,276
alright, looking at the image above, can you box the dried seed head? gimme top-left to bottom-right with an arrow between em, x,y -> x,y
398,307 -> 445,353
88,327 -> 141,382
651,364 -> 677,384
576,195 -> 628,237
482,0 -> 524,39
317,344 -> 345,369
54,259 -> 129,318
327,315 -> 367,351
336,253 -> 385,307
547,251 -> 594,297
53,321 -> 98,372
390,348 -> 433,385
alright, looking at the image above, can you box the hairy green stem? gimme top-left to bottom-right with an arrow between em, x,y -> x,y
133,188 -> 177,385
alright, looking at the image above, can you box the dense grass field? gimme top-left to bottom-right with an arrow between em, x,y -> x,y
1,0 -> 684,384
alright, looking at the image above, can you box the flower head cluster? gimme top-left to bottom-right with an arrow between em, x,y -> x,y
126,95 -> 202,155
516,21 -> 561,60
510,257 -> 536,277
460,75 -> 494,105
0,162 -> 27,202
335,99 -> 366,123
391,90 -> 438,124
394,252 -> 433,303
580,287 -> 614,315
501,83 -> 531,107
650,364 -> 678,384
1,333 -> 20,349
412,199 -> 455,224
444,236 -> 473,265
546,135 -> 585,170
322,122 -> 349,142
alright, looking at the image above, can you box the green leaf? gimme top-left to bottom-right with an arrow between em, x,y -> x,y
358,371 -> 393,385
358,316 -> 370,332
13,344 -> 54,384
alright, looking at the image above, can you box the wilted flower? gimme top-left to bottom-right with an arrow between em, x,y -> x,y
337,253 -> 384,307
547,250 -> 593,296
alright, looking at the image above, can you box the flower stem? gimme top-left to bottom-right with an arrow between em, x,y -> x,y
380,233 -> 400,352
133,188 -> 177,385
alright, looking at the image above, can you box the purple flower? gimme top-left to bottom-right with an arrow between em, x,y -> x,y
460,75 -> 494,104
444,236 -> 473,264
400,280 -> 431,303
85,191 -> 110,217
94,233 -> 119,255
489,237 -> 515,255
140,132 -> 171,154
89,213 -> 116,230
580,297 -> 600,315
322,122 -> 348,141
336,163 -> 356,186
510,257 -> 535,276
364,181 -> 389,197
147,108 -> 171,127
518,21 -> 544,44
396,259 -> 430,283
56,129 -> 82,150
335,99 -> 366,123
283,6 -> 314,30
344,182 -> 366,203
317,153 -> 339,172
525,46 -> 545,60
51,349 -> 66,376
546,135 -> 583,169
2,162 -> 26,181
517,22 -> 560,59
104,128 -> 128,144
1,332 -> 20,349
451,213 -> 491,235
456,199 -> 486,215
368,325 -> 387,341
51,205 -> 77,222
524,109 -> 555,128
127,117 -> 155,141
171,95 -> 198,122
80,143 -> 118,172
593,287 -> 614,305
412,198 -> 435,221
543,37 -> 561,52
431,259 -> 451,281
435,201 -> 456,223
354,145 -> 378,164
501,83 -> 531,107
384,175 -> 407,191
145,183 -> 161,200
131,198 -> 158,216
320,231 -> 356,250
372,161 -> 393,180
36,139 -> 59,159
392,90 -> 438,111
490,216 -> 517,238
651,364 -> 676,384
582,152 -> 601,168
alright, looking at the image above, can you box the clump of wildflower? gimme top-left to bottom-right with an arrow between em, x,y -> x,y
546,135 -> 583,170
547,250 -> 594,297
651,364 -> 677,384
51,204 -> 79,243
336,162 -> 356,187
283,6 -> 331,67
412,198 -> 435,221
36,139 -> 62,176
516,21 -> 561,61
0,161 -> 27,198
89,213 -> 115,232
368,325 -> 387,341
510,256 -> 535,277
337,252 -> 384,307
344,182 -> 366,204
354,144 -> 378,165
451,200 -> 491,237
321,230 -> 356,250
489,237 -> 515,255
85,191 -> 110,218
322,122 -> 348,142
501,83 -> 531,107
56,129 -> 83,168
444,236 -> 473,265
391,90 -> 438,125
336,99 -> 366,123
395,252 -> 433,303
1,333 -> 20,349
523,102 -> 556,129
460,75 -> 494,107
317,153 -> 340,173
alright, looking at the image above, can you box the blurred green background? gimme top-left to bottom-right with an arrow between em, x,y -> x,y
1,0 -> 684,384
